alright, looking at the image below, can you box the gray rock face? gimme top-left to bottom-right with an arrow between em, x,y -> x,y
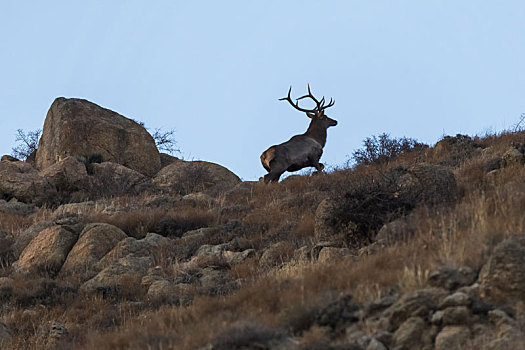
393,317 -> 430,350
397,163 -> 457,206
41,156 -> 88,192
479,234 -> 525,301
81,255 -> 153,293
0,199 -> 35,215
61,223 -> 127,276
153,160 -> 241,195
314,198 -> 339,239
0,160 -> 57,204
35,97 -> 161,177
384,288 -> 447,331
434,326 -> 470,350
501,145 -> 525,167
428,266 -> 476,291
17,225 -> 79,275
375,216 -> 415,246
90,161 -> 148,194
96,233 -> 169,270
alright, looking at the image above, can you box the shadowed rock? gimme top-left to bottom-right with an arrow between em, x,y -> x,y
36,97 -> 161,177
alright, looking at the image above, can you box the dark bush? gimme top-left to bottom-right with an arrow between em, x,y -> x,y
77,153 -> 104,175
211,322 -> 287,350
351,133 -> 427,166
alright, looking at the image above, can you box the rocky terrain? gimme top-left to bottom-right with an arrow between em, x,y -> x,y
1,97 -> 525,349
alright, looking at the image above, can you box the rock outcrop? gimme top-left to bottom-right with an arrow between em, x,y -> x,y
61,223 -> 127,276
153,160 -> 241,194
17,226 -> 79,275
0,160 -> 57,204
35,97 -> 161,177
479,234 -> 525,302
41,156 -> 88,192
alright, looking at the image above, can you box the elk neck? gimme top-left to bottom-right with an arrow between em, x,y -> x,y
304,118 -> 328,147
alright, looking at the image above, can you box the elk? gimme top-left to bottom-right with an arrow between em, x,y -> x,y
260,85 -> 337,183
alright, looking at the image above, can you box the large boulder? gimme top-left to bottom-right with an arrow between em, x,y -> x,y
397,163 -> 457,206
479,234 -> 525,302
90,161 -> 148,195
0,160 -> 57,204
60,223 -> 127,276
153,160 -> 241,195
81,255 -> 153,294
41,156 -> 88,192
17,225 -> 79,275
35,97 -> 161,177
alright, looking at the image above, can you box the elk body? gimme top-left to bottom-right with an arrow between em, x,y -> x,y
260,86 -> 337,183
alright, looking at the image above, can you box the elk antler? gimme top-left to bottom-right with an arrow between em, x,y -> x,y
279,86 -> 318,116
280,85 -> 335,118
297,84 -> 335,114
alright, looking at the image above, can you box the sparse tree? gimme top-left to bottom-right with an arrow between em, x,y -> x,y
513,113 -> 525,132
11,128 -> 41,160
151,128 -> 179,155
351,133 -> 427,166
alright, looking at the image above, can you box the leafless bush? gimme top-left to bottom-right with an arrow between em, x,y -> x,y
150,128 -> 179,155
351,133 -> 427,166
11,129 -> 41,161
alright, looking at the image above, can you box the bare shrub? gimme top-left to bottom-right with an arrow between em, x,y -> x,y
351,133 -> 427,166
150,128 -> 179,155
10,129 -> 41,161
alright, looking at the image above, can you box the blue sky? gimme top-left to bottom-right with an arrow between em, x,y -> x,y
1,1 -> 524,180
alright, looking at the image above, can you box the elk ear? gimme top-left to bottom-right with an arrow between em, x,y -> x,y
306,112 -> 315,119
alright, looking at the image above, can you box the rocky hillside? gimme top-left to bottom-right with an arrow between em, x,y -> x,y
1,98 -> 525,349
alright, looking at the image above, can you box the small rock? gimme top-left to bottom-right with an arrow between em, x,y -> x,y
47,321 -> 68,346
384,288 -> 446,331
434,326 -> 470,350
371,331 -> 393,347
314,198 -> 339,239
431,310 -> 444,325
501,145 -> 525,167
442,306 -> 471,325
0,199 -> 35,215
439,292 -> 471,309
146,279 -> 179,301
81,255 -> 153,294
479,234 -> 525,302
141,266 -> 166,287
488,309 -> 515,328
223,249 -> 256,265
366,338 -> 387,350
375,216 -> 415,246
259,242 -> 295,267
428,266 -> 476,291
318,247 -> 351,263
393,316 -> 429,350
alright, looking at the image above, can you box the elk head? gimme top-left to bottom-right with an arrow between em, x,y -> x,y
279,85 -> 337,144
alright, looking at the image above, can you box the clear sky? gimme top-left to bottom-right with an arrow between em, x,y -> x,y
1,1 -> 524,180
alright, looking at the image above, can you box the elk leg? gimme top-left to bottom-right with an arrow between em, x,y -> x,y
263,160 -> 287,183
312,160 -> 324,174
264,170 -> 284,183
